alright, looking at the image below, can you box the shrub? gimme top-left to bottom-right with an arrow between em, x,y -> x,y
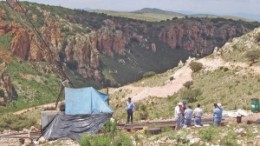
91,136 -> 111,146
220,131 -> 237,146
79,135 -> 91,146
245,49 -> 260,64
189,61 -> 203,72
139,104 -> 148,120
114,132 -> 132,146
255,33 -> 260,42
79,132 -> 132,146
0,89 -> 5,97
140,104 -> 147,111
169,76 -> 174,81
0,32 -> 12,50
103,119 -> 117,137
183,81 -> 193,89
201,127 -> 214,142
223,67 -> 229,72
143,71 -> 156,78
0,114 -> 38,132
181,89 -> 202,103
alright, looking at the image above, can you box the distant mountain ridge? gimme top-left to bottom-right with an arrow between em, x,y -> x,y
133,8 -> 185,17
93,7 -> 257,22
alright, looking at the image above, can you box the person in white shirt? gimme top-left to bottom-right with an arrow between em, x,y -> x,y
184,106 -> 193,126
126,97 -> 135,124
174,102 -> 183,129
193,104 -> 203,126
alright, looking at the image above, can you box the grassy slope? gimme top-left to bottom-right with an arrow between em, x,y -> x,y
0,58 -> 60,113
192,67 -> 260,112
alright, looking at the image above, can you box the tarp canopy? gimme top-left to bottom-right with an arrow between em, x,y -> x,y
43,112 -> 112,141
65,87 -> 113,115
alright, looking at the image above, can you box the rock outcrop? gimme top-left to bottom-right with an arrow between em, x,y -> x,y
0,10 -> 12,36
65,32 -> 100,80
158,19 -> 248,55
0,63 -> 17,106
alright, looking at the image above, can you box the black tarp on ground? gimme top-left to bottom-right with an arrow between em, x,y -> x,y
43,112 -> 112,141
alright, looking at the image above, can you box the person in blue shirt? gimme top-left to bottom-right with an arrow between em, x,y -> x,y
126,97 -> 135,124
213,103 -> 222,126
217,103 -> 223,121
184,105 -> 193,127
193,104 -> 203,126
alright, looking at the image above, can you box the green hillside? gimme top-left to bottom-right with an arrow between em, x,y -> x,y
93,8 -> 185,22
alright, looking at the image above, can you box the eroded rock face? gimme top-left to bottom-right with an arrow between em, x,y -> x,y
0,10 -> 12,36
65,32 -> 100,80
158,19 -> 248,55
0,23 -> 11,36
40,16 -> 62,62
0,63 -> 17,106
11,26 -> 31,60
1,5 -> 258,83
97,26 -> 126,56
10,17 -> 62,62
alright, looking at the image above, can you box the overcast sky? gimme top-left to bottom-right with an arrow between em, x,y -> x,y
20,0 -> 260,21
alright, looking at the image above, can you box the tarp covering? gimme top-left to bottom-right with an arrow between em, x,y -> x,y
65,87 -> 113,115
43,112 -> 112,141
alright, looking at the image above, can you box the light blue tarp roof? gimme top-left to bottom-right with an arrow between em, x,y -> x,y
65,87 -> 113,115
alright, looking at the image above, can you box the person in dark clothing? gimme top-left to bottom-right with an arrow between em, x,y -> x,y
126,97 -> 135,124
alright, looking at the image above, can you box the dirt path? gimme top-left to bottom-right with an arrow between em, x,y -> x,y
13,102 -> 57,115
114,63 -> 193,102
112,56 -> 260,102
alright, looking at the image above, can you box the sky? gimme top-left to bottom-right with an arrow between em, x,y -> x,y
20,0 -> 260,21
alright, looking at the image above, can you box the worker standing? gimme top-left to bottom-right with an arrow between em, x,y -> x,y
193,104 -> 203,126
126,97 -> 135,124
184,105 -> 193,127
213,103 -> 222,126
174,102 -> 184,129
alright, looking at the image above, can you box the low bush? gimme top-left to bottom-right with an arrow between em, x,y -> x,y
255,33 -> 260,42
79,131 -> 132,146
143,71 -> 156,78
180,88 -> 202,103
0,114 -> 38,132
138,104 -> 148,120
189,61 -> 203,72
103,119 -> 117,136
245,49 -> 260,64
201,127 -> 214,142
220,131 -> 237,146
183,81 -> 193,89
114,132 -> 132,146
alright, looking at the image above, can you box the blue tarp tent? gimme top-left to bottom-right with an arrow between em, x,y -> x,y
43,87 -> 113,141
65,87 -> 113,115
